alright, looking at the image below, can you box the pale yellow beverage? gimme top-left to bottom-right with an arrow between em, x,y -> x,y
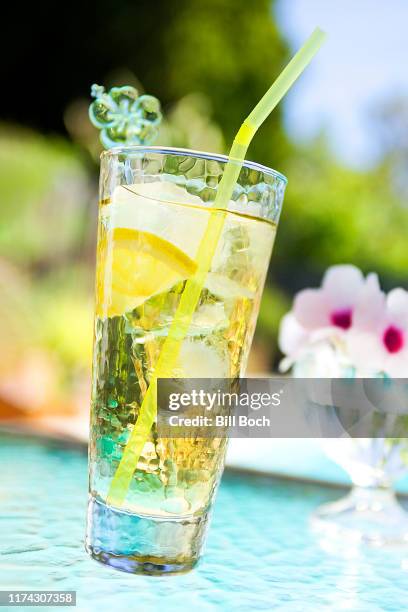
86,148 -> 285,574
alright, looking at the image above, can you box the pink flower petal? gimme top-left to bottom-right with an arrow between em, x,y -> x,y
353,273 -> 386,332
386,288 -> 408,328
322,265 -> 365,309
293,289 -> 330,329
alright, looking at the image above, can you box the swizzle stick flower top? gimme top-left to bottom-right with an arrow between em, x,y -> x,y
89,84 -> 162,149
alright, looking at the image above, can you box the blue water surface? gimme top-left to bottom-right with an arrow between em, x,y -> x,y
0,434 -> 406,611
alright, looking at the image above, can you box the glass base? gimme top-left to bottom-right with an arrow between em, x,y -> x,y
85,497 -> 207,575
311,486 -> 408,547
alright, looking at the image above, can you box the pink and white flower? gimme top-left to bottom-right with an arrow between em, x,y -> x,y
278,263 -> 408,378
279,265 -> 385,363
347,288 -> 408,377
293,265 -> 381,333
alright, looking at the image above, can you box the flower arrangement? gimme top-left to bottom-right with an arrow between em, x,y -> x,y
279,265 -> 408,544
278,264 -> 408,378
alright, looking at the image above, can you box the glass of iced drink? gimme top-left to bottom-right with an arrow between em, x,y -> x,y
85,147 -> 286,574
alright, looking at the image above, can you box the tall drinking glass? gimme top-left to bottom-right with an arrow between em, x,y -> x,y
85,147 -> 286,574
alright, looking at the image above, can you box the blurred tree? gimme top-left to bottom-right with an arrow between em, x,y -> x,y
0,0 -> 289,169
370,96 -> 408,158
0,125 -> 94,404
162,0 -> 290,168
159,94 -> 226,153
271,136 -> 408,294
369,95 -> 408,199
0,125 -> 92,268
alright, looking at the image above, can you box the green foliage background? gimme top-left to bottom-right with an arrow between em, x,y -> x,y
1,0 -> 407,380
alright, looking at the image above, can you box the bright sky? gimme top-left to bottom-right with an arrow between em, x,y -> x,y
275,0 -> 408,168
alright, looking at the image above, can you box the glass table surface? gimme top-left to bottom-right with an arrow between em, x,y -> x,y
0,434 -> 406,611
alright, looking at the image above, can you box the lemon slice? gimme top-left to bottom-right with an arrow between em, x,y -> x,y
96,227 -> 197,317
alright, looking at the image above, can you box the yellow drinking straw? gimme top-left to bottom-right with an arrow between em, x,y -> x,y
107,27 -> 327,507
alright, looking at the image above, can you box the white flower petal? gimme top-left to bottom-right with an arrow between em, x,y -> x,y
322,264 -> 365,309
278,312 -> 309,357
346,331 -> 387,375
310,326 -> 345,344
384,348 -> 408,378
353,272 -> 386,332
292,341 -> 346,377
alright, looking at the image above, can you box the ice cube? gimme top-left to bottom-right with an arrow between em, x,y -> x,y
178,339 -> 229,378
105,182 -> 209,259
205,272 -> 255,301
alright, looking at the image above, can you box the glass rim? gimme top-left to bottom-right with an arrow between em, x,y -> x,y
101,145 -> 288,185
